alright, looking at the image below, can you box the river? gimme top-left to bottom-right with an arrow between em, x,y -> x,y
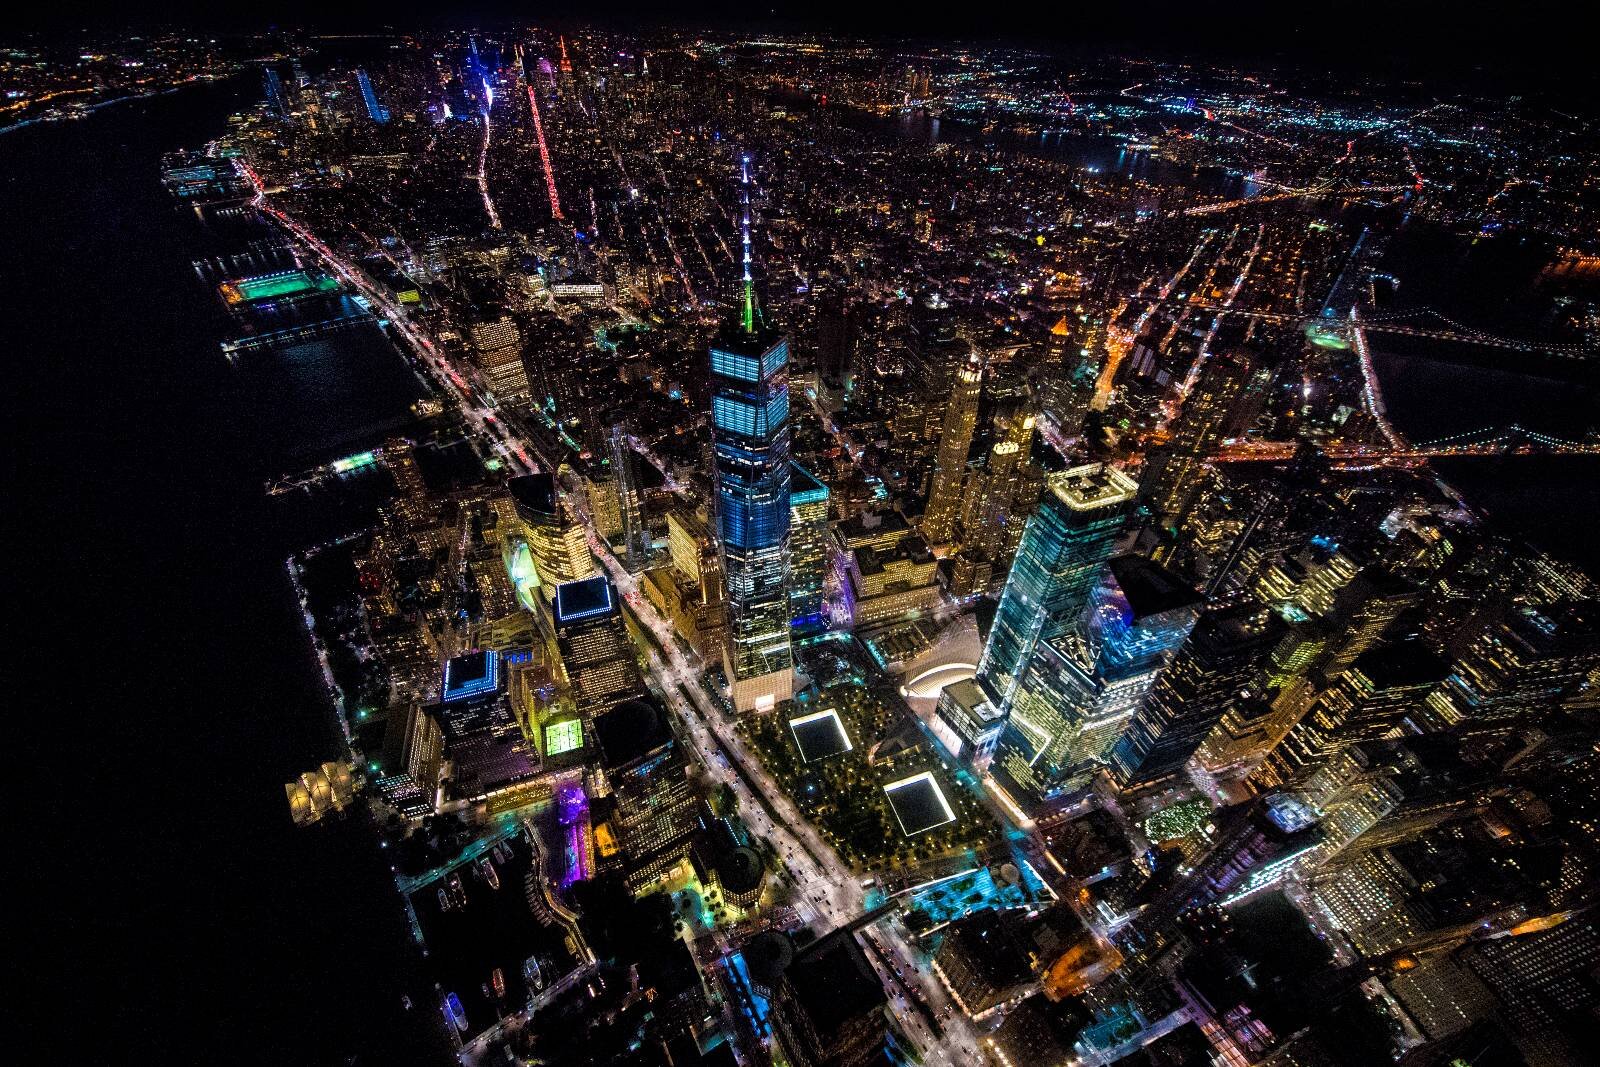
1366,223 -> 1599,574
5,78 -> 451,1063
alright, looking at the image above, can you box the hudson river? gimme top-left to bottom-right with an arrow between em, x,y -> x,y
5,77 -> 449,1063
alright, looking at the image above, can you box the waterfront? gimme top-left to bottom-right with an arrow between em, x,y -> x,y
6,78 -> 449,1063
1366,221 -> 1599,571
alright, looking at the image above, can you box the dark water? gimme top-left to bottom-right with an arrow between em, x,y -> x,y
1367,224 -> 1599,575
5,80 -> 450,1063
777,90 -> 1253,198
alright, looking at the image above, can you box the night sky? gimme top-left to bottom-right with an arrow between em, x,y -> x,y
11,1 -> 1597,85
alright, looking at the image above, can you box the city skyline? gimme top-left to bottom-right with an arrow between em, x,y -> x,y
8,16 -> 1596,1067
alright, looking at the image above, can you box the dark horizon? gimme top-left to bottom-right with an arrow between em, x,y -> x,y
9,1 -> 1598,88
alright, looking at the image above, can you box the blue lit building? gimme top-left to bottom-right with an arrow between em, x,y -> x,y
788,462 -> 830,629
262,67 -> 289,119
976,464 -> 1139,710
713,153 -> 793,712
993,556 -> 1200,803
356,68 -> 389,124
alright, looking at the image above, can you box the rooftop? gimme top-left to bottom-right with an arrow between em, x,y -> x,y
442,650 -> 499,703
554,576 -> 617,625
507,472 -> 560,520
593,696 -> 673,769
1049,463 -> 1139,512
784,929 -> 887,1033
1108,555 -> 1205,621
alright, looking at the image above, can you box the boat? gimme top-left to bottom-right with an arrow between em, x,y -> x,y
401,994 -> 413,1010
491,968 -> 506,998
437,888 -> 449,911
445,992 -> 468,1032
480,857 -> 501,890
523,956 -> 544,992
481,982 -> 492,999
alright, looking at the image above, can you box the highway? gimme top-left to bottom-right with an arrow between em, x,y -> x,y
475,108 -> 502,230
238,159 -> 537,476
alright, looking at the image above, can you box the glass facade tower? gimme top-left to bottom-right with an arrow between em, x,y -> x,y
993,555 -> 1201,801
711,325 -> 794,711
788,462 -> 831,628
976,464 -> 1138,709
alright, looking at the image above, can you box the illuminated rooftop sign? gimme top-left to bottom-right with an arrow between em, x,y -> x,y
544,719 -> 584,757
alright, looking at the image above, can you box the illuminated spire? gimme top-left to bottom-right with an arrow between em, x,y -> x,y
740,153 -> 757,334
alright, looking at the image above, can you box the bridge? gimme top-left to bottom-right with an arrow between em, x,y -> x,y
1133,297 -> 1591,359
1210,424 -> 1598,465
1176,183 -> 1416,217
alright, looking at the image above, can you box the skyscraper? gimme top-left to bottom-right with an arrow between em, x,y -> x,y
1254,640 -> 1447,789
977,463 -> 1138,708
355,67 -> 389,124
769,930 -> 891,1067
712,153 -> 793,712
508,473 -> 595,596
966,407 -> 1034,559
1422,601 -> 1600,737
1108,601 -> 1283,794
608,425 -> 649,572
471,317 -> 530,400
788,462 -> 830,627
552,575 -> 644,718
921,352 -> 983,545
1142,347 -> 1255,524
590,694 -> 697,889
993,555 -> 1201,801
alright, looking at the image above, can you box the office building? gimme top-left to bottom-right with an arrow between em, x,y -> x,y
1142,346 -> 1255,523
608,425 -> 649,571
471,316 -> 530,400
788,463 -> 831,627
552,576 -> 644,717
711,165 -> 794,711
1108,601 -> 1282,793
590,695 -> 697,889
837,512 -> 940,627
977,464 -> 1139,709
1422,601 -> 1600,737
994,555 -> 1201,802
769,930 -> 890,1067
921,352 -> 982,544
931,677 -> 1006,765
1255,640 -> 1447,788
508,473 -> 596,595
